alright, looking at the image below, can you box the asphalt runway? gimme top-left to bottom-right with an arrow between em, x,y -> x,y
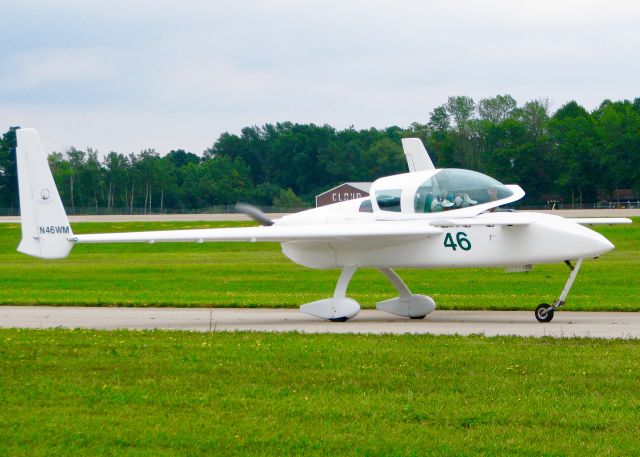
2,306 -> 640,339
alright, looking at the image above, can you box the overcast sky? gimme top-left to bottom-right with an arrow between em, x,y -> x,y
1,0 -> 639,155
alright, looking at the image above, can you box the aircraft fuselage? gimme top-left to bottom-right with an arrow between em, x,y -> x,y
279,199 -> 614,269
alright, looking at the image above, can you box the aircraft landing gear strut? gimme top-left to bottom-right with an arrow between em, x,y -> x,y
299,266 -> 437,321
300,265 -> 361,321
376,268 -> 436,319
535,258 -> 584,323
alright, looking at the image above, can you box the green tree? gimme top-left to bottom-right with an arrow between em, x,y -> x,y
593,100 -> 640,199
515,99 -> 550,139
481,118 -> 550,204
165,149 -> 199,168
134,149 -> 168,213
64,147 -> 87,213
445,96 -> 478,168
207,127 -> 265,184
183,156 -> 253,208
48,152 -> 71,205
103,152 -> 130,210
427,107 -> 456,167
319,127 -> 366,184
548,101 -> 599,207
0,127 -> 19,209
361,138 -> 405,178
446,96 -> 475,130
273,188 -> 304,208
477,95 -> 517,124
81,149 -> 104,211
428,106 -> 450,132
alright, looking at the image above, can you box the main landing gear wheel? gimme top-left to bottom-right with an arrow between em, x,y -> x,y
329,316 -> 349,322
535,303 -> 554,323
409,315 -> 427,320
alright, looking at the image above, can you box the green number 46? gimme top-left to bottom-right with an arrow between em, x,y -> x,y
443,232 -> 472,251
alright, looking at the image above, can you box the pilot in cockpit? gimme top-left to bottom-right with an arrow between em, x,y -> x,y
487,186 -> 499,202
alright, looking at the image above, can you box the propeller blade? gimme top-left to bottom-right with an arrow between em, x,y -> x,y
234,203 -> 274,226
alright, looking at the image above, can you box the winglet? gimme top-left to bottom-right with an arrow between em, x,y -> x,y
16,128 -> 73,259
401,138 -> 435,172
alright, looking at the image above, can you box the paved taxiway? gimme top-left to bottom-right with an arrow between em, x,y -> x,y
2,306 -> 640,339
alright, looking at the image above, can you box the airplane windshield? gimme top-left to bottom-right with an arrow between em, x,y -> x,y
375,189 -> 402,212
414,169 -> 513,213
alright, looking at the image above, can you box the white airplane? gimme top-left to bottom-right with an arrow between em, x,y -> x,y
15,129 -> 631,323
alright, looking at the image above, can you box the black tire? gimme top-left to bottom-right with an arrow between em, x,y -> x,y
409,315 -> 427,320
329,316 -> 349,322
535,303 -> 554,323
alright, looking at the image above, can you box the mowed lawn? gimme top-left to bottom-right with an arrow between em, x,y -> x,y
2,329 -> 640,456
0,218 -> 638,311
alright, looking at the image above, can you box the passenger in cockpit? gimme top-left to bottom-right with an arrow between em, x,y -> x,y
487,186 -> 499,212
454,193 -> 477,208
431,192 -> 455,212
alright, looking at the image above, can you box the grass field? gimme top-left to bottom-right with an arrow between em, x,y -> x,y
2,329 -> 640,456
0,218 -> 638,311
2,221 -> 639,456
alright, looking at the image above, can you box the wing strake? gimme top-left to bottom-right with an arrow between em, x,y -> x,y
429,213 -> 533,227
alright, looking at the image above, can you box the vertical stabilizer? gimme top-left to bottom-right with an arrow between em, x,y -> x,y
16,128 -> 73,259
401,138 -> 435,172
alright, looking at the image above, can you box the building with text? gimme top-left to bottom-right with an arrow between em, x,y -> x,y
315,182 -> 372,207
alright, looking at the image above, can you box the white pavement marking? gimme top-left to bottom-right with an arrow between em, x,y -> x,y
2,307 -> 640,339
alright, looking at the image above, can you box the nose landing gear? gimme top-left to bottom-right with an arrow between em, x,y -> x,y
535,303 -> 554,322
534,258 -> 583,323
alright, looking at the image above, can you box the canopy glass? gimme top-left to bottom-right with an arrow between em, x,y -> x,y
412,169 -> 513,213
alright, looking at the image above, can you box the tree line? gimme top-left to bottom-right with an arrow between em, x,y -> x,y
1,95 -> 639,213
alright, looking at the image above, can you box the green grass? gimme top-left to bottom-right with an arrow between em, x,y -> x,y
2,329 -> 640,456
0,218 -> 638,311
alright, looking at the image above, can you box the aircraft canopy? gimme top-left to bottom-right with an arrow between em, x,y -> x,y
411,169 -> 513,213
372,168 -> 516,215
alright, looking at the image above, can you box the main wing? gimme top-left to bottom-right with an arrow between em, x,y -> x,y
72,222 -> 443,244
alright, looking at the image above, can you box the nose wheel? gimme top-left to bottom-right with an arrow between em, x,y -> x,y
534,259 -> 583,323
535,303 -> 554,322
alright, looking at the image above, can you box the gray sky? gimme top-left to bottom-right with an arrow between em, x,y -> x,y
1,0 -> 639,155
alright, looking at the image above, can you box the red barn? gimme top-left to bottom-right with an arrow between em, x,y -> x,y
315,182 -> 372,207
